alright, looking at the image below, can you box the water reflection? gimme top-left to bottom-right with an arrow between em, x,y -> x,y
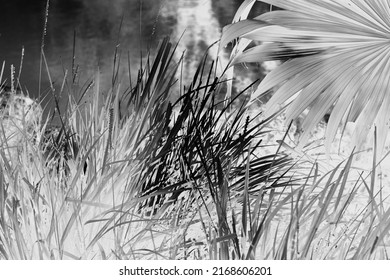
0,0 -> 271,104
1,1 -> 161,97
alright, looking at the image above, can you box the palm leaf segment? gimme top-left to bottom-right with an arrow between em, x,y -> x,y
221,0 -> 390,152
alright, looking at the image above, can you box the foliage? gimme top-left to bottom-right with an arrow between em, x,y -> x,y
0,36 -> 294,259
220,0 -> 390,154
1,29 -> 390,259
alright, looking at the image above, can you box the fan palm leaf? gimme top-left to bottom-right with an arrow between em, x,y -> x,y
221,0 -> 390,153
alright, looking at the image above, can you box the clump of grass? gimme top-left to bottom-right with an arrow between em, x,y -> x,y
1,35 -> 390,260
210,136 -> 390,260
0,36 -> 291,259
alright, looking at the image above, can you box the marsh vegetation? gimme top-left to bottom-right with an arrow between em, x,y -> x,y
1,0 -> 390,260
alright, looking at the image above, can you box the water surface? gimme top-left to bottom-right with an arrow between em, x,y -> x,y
0,0 -> 271,104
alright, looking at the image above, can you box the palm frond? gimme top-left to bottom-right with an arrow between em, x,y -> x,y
221,0 -> 390,153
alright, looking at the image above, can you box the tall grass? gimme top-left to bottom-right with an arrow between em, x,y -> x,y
1,36 -> 390,260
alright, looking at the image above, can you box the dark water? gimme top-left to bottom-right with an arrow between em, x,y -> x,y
0,0 -> 271,104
